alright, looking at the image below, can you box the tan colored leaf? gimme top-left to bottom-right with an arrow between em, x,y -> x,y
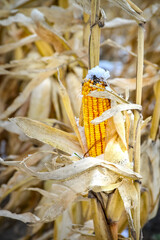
0,13 -> 33,26
104,134 -> 129,165
91,103 -> 142,125
109,0 -> 145,23
58,74 -> 86,154
112,102 -> 127,149
10,117 -> 82,155
118,179 -> 138,211
0,60 -> 63,120
0,34 -> 39,54
28,78 -> 51,119
66,72 -> 82,117
88,87 -> 129,104
104,17 -> 135,28
141,138 -> 160,220
51,78 -> 62,121
0,156 -> 141,181
0,210 -> 40,223
35,22 -> 71,53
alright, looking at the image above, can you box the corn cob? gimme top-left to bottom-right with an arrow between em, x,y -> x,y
82,77 -> 110,157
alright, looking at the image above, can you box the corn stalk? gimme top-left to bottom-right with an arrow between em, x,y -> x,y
133,23 -> 145,240
89,0 -> 101,69
150,80 -> 160,140
88,1 -> 110,239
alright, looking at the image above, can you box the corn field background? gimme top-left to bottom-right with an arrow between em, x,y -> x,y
0,0 -> 159,240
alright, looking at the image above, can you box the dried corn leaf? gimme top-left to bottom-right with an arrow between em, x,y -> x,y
141,138 -> 160,220
112,102 -> 127,149
54,209 -> 73,240
0,60 -> 63,120
42,118 -> 72,132
0,156 -> 141,181
104,134 -> 129,165
34,21 -> 71,53
0,13 -> 33,26
51,78 -> 62,121
0,120 -> 25,135
58,74 -> 86,154
108,74 -> 160,90
0,210 -> 40,223
104,17 -> 135,28
0,171 -> 33,202
0,34 -> 39,55
91,103 -> 142,124
0,154 -> 141,224
66,72 -> 81,117
144,3 -> 160,21
118,179 -> 138,211
88,88 -> 129,104
10,117 -> 82,155
28,78 -> 51,119
109,0 -> 145,23
11,0 -> 31,8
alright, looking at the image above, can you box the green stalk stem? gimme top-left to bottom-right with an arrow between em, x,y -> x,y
133,23 -> 144,240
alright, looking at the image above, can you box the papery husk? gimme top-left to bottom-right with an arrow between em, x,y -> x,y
140,138 -> 160,223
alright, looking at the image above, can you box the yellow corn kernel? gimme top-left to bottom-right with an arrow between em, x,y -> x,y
82,79 -> 111,157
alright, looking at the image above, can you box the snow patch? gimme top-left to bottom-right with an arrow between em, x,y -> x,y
31,9 -> 45,23
86,66 -> 110,82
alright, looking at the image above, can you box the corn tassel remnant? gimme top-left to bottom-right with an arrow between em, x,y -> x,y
82,78 -> 110,157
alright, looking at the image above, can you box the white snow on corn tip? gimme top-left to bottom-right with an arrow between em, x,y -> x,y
31,9 -> 44,23
86,66 -> 110,82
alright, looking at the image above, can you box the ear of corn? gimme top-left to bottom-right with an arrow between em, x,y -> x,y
82,79 -> 110,157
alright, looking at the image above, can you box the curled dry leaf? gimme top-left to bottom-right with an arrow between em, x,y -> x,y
0,210 -> 40,224
88,87 -> 129,104
27,183 -> 76,223
0,120 -> 25,135
0,156 -> 140,224
10,117 -> 82,155
104,134 -> 129,165
112,101 -> 127,149
91,103 -> 142,124
108,74 -> 160,90
143,3 -> 160,21
28,78 -> 51,119
58,74 -> 86,154
109,0 -> 145,23
0,60 -> 64,120
66,72 -> 82,117
0,13 -> 33,27
0,156 -> 141,182
104,17 -> 135,29
0,171 -> 33,202
0,34 -> 39,55
118,179 -> 138,211
34,22 -> 71,53
141,138 -> 160,220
